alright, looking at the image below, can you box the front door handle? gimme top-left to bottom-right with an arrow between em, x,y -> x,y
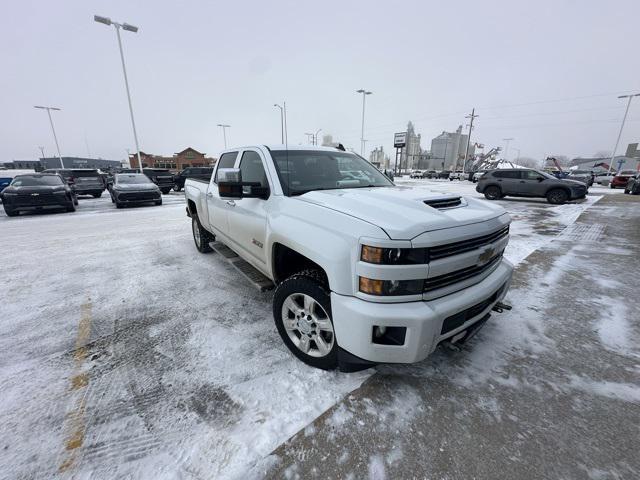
226,200 -> 236,207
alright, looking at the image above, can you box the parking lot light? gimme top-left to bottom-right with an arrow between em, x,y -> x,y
34,105 -> 64,168
607,93 -> 640,174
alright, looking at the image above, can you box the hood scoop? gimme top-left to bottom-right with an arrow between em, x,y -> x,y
423,196 -> 463,209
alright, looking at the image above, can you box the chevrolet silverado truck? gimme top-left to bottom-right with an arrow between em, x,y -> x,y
185,145 -> 513,371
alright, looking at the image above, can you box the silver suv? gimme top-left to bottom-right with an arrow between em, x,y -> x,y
476,169 -> 588,204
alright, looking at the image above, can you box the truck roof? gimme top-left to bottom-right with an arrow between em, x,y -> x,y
220,145 -> 349,154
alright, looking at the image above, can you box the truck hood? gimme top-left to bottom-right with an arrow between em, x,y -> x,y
296,186 -> 507,239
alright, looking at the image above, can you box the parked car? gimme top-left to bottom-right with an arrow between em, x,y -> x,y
472,170 -> 488,183
449,170 -> 465,181
594,172 -> 614,186
437,170 -> 451,179
0,176 -> 12,194
624,173 -> 640,195
409,170 -> 424,179
110,173 -> 162,208
42,168 -> 105,198
1,173 -> 76,216
424,170 -> 437,179
476,168 -> 588,204
567,170 -> 594,187
185,145 -> 513,371
610,170 -> 637,189
143,168 -> 175,194
173,167 -> 214,191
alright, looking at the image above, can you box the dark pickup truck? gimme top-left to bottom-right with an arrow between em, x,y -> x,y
42,168 -> 105,198
172,167 -> 214,192
143,168 -> 175,194
1,173 -> 76,216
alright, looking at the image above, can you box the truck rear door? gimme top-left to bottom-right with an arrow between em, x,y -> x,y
206,151 -> 238,235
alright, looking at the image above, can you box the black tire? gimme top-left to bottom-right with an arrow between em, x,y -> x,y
73,196 -> 78,206
155,199 -> 162,206
173,185 -> 182,192
4,208 -> 18,217
546,188 -> 569,204
192,216 -> 213,253
116,201 -> 124,209
66,201 -> 76,212
624,188 -> 630,194
92,192 -> 102,198
484,185 -> 501,200
161,188 -> 171,194
273,270 -> 338,370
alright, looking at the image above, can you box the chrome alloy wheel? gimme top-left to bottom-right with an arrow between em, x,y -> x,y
281,293 -> 334,358
192,217 -> 201,248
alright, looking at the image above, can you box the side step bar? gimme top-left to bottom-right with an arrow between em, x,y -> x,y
209,241 -> 275,292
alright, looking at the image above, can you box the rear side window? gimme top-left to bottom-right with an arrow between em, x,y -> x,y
492,170 -> 520,179
214,152 -> 238,183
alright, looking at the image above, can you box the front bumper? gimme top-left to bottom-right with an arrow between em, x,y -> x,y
73,186 -> 104,195
113,190 -> 161,204
331,258 -> 513,364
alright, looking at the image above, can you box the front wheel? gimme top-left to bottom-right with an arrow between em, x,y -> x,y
484,186 -> 501,200
273,271 -> 337,370
192,216 -> 213,253
155,199 -> 162,206
173,185 -> 182,192
66,201 -> 76,212
92,192 -> 102,198
546,188 -> 569,204
4,208 -> 18,217
161,188 -> 171,194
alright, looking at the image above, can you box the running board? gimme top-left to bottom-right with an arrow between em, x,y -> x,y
209,241 -> 275,291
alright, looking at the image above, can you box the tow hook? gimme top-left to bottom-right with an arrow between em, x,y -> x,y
491,302 -> 512,313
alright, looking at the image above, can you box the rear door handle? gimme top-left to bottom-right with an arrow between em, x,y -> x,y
226,200 -> 236,207
206,192 -> 213,197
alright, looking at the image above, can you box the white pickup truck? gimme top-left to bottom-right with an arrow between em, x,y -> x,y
185,145 -> 513,371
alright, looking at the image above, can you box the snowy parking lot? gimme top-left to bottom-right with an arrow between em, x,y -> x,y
1,181 -> 637,479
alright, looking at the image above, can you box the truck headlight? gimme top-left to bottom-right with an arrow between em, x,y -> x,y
361,245 -> 427,265
359,277 -> 424,296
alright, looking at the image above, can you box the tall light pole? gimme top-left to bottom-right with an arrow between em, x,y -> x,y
607,93 -> 640,174
34,105 -> 64,168
502,137 -> 514,160
94,15 -> 143,173
462,108 -> 478,173
315,129 -> 322,146
305,133 -> 314,144
38,146 -> 45,162
217,124 -> 230,148
356,89 -> 372,156
513,148 -> 521,162
274,104 -> 284,144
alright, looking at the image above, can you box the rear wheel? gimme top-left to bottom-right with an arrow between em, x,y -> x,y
192,216 -> 213,253
173,185 -> 182,192
155,199 -> 162,206
273,270 -> 337,370
161,188 -> 171,194
484,186 -> 501,200
116,201 -> 124,209
66,201 -> 76,212
624,187 -> 630,194
4,208 -> 18,217
92,192 -> 102,198
546,188 -> 569,204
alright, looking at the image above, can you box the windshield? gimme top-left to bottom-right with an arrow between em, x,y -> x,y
537,170 -> 557,179
117,174 -> 152,184
570,170 -> 589,175
11,175 -> 64,186
271,150 -> 393,196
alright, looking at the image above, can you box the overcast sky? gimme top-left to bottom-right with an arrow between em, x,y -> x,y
1,0 -> 639,163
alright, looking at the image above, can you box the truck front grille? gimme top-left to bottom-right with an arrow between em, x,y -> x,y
120,192 -> 158,201
429,225 -> 509,261
424,253 -> 503,292
440,282 -> 507,335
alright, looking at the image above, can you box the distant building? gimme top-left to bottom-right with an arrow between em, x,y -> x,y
399,122 -> 422,170
369,146 -> 388,168
3,157 -> 122,170
570,156 -> 640,172
129,147 -> 217,171
429,126 -> 473,170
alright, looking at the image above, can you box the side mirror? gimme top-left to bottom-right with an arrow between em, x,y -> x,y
218,168 -> 270,200
537,177 -> 545,182
218,168 -> 243,198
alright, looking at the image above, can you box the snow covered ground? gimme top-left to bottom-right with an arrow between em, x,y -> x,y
0,182 -> 610,479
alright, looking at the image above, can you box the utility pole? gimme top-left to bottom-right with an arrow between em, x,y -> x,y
315,129 -> 322,146
502,137 -> 514,160
607,93 -> 640,174
217,124 -> 230,148
94,15 -> 143,173
38,146 -> 45,161
283,102 -> 288,145
305,133 -> 314,144
462,108 -> 478,173
356,89 -> 372,155
34,105 -> 64,168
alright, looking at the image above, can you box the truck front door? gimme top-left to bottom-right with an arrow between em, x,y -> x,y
206,151 -> 238,236
226,149 -> 270,265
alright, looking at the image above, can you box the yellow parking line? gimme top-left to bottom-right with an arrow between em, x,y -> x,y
59,300 -> 92,473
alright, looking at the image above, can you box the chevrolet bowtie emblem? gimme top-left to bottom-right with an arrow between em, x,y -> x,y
31,193 -> 40,196
478,247 -> 495,265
